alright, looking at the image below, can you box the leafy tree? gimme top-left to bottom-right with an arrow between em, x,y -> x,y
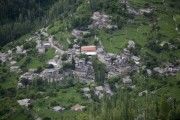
23,41 -> 36,50
61,53 -> 68,61
35,66 -> 43,73
62,62 -> 73,70
159,97 -> 171,120
21,78 -> 30,86
43,117 -> 51,120
93,58 -> 106,85
72,57 -> 75,70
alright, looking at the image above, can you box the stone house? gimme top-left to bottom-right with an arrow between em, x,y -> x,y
40,68 -> 63,82
16,45 -> 26,54
17,99 -> 32,107
72,29 -> 90,39
94,86 -> 104,99
20,72 -> 39,82
71,104 -> 85,111
89,12 -> 117,29
122,76 -> 132,85
10,66 -> 21,73
73,58 -> 95,82
0,52 -> 7,62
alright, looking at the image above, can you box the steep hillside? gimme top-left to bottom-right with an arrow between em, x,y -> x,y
0,0 -> 180,120
0,0 -> 81,46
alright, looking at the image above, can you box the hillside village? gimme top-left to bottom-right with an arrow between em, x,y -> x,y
0,0 -> 180,119
1,10 -> 180,115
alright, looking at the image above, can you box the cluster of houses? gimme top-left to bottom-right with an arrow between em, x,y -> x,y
17,35 -> 179,87
16,31 -> 95,86
16,45 -> 27,54
4,25 -> 178,89
36,40 -> 51,54
73,57 -> 95,83
0,50 -> 22,73
97,40 -> 140,79
81,83 -> 113,100
72,29 -> 90,39
153,65 -> 180,76
52,104 -> 86,112
34,28 -> 52,54
1,23 -> 179,90
89,12 -> 118,29
0,49 -> 14,63
40,68 -> 63,82
0,8 -> 179,117
51,104 -> 86,112
1,9 -> 179,117
0,52 -> 8,63
120,0 -> 154,16
17,98 -> 85,112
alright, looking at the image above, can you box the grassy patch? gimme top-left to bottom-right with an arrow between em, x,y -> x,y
3,34 -> 31,52
0,72 -> 18,89
156,73 -> 180,101
54,31 -> 70,50
158,14 -> 178,38
17,48 -> 55,69
32,86 -> 88,119
48,20 -> 70,50
27,58 -> 44,69
27,48 -> 55,69
44,48 -> 56,60
174,14 -> 180,25
129,0 -> 148,7
98,24 -> 150,53
0,98 -> 31,120
54,87 -> 87,106
133,72 -> 180,102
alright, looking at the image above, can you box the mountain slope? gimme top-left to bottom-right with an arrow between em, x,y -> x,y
0,0 -> 180,120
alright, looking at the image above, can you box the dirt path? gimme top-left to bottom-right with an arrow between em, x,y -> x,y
49,36 -> 65,55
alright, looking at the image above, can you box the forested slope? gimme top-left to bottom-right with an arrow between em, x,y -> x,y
0,0 -> 83,46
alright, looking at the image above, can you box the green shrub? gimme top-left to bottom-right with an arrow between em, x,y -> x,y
61,53 -> 68,61
62,62 -> 73,70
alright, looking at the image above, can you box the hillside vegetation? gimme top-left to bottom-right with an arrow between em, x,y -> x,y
0,0 -> 180,120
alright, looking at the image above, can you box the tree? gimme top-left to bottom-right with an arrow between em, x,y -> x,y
72,57 -> 75,70
93,58 -> 106,85
62,62 -> 73,70
174,106 -> 180,120
43,117 -> 51,120
24,41 -> 36,50
61,53 -> 68,61
35,66 -> 43,73
168,109 -> 176,120
21,78 -> 30,86
159,97 -> 171,120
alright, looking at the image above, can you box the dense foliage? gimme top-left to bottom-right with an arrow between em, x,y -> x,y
0,0 -> 81,46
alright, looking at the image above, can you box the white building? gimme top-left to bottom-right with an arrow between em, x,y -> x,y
81,46 -> 97,55
17,99 -> 31,107
52,106 -> 65,112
